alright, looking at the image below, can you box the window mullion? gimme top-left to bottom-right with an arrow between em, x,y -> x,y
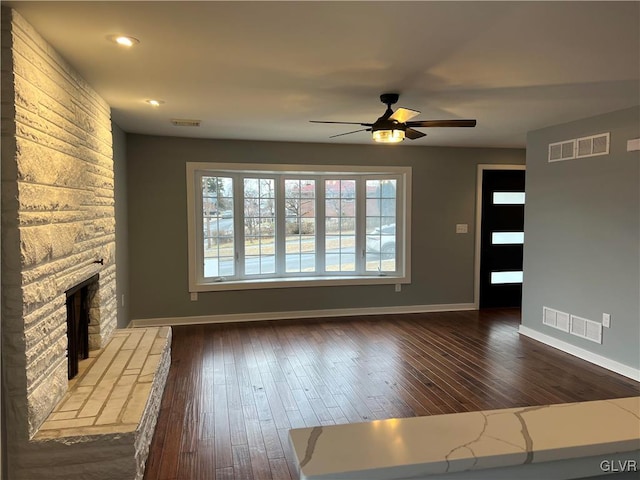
195,171 -> 205,283
317,177 -> 326,273
355,177 -> 366,275
395,174 -> 403,275
276,175 -> 286,276
235,174 -> 246,279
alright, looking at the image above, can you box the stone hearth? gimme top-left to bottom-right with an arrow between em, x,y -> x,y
16,327 -> 172,480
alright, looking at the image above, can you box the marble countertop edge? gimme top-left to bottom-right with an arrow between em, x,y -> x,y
291,397 -> 640,479
298,443 -> 640,479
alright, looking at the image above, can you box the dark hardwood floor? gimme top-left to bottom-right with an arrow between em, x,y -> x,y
143,309 -> 639,480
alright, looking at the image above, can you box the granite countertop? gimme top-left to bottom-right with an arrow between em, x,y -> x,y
289,397 -> 640,480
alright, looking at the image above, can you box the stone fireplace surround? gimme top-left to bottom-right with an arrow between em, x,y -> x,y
1,8 -> 169,479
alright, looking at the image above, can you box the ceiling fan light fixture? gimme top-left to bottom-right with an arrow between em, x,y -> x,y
372,129 -> 405,143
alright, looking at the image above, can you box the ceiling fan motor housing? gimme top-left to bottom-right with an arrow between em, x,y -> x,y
380,93 -> 399,106
372,118 -> 405,133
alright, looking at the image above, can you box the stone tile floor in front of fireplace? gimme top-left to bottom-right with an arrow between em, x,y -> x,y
34,327 -> 170,440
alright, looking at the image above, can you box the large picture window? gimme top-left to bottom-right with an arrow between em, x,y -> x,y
187,163 -> 411,291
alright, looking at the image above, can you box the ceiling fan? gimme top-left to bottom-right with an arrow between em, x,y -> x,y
310,93 -> 476,143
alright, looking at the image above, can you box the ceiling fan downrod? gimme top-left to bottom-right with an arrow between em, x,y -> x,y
379,93 -> 399,120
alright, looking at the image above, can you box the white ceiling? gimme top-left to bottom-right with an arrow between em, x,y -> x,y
5,1 -> 639,148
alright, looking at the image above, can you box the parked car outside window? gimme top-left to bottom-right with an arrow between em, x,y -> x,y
366,223 -> 395,257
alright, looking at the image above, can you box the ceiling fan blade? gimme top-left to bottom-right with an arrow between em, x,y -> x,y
405,128 -> 426,140
310,120 -> 373,126
389,107 -> 420,123
406,119 -> 477,128
329,128 -> 371,138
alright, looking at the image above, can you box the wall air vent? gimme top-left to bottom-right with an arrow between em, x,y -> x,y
171,119 -> 201,127
570,315 -> 602,344
548,133 -> 609,162
575,133 -> 610,158
543,307 -> 570,332
548,140 -> 575,162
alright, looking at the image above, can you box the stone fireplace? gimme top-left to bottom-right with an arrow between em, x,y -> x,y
1,9 -> 169,479
2,5 -> 117,440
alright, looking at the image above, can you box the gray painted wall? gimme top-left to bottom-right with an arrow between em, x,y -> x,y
126,134 -> 524,321
522,106 -> 640,369
113,122 -> 129,327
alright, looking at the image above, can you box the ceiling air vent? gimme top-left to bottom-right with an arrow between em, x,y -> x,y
576,132 -> 610,158
548,140 -> 575,162
171,119 -> 201,127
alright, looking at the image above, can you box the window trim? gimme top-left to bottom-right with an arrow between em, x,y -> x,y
187,162 -> 412,292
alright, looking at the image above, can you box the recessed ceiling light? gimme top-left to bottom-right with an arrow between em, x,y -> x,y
146,99 -> 165,107
108,35 -> 140,47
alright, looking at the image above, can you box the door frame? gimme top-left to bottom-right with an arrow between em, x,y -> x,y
474,164 -> 526,309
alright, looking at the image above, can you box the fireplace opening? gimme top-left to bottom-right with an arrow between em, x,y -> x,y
65,274 -> 98,379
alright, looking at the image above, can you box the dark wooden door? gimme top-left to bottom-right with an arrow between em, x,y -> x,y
479,169 -> 526,308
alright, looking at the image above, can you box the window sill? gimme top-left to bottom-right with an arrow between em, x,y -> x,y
190,275 -> 410,292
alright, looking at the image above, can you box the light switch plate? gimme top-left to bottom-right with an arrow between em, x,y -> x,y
456,224 -> 468,234
602,313 -> 611,328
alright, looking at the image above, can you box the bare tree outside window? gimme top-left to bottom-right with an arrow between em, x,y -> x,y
244,178 -> 275,275
285,179 -> 316,272
202,176 -> 234,277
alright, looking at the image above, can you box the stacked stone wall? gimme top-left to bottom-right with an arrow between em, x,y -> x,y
1,7 -> 116,439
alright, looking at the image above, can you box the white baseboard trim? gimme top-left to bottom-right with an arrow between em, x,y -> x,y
128,303 -> 477,329
518,325 -> 640,382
